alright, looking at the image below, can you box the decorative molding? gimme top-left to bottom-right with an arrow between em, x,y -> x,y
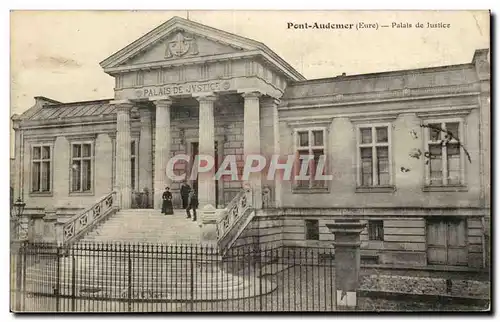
416,106 -> 474,118
285,116 -> 334,129
24,135 -> 57,143
355,186 -> 396,193
164,32 -> 199,59
348,114 -> 399,123
64,133 -> 98,142
422,185 -> 469,193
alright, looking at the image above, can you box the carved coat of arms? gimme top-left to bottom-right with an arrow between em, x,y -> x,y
165,32 -> 199,58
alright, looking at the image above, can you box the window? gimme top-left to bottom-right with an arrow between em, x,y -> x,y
305,219 -> 320,240
294,128 -> 327,190
131,140 -> 138,191
356,124 -> 392,188
31,145 -> 52,193
368,220 -> 384,241
423,120 -> 465,187
71,142 -> 94,193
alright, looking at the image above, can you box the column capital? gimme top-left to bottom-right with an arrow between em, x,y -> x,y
111,100 -> 134,114
239,90 -> 263,99
194,93 -> 217,103
152,98 -> 173,108
110,99 -> 134,107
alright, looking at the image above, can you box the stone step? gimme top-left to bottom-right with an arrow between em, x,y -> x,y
23,279 -> 274,301
25,274 -> 247,288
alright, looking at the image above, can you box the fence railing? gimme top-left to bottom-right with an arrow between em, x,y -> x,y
11,241 -> 337,312
11,241 -> 491,313
62,192 -> 118,246
216,186 -> 255,253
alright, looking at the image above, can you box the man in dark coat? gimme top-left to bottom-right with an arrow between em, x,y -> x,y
186,190 -> 199,221
180,181 -> 191,209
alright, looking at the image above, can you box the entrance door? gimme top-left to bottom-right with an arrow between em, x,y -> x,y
427,217 -> 468,266
190,141 -> 219,208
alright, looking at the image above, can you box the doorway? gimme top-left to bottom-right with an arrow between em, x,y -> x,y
190,141 -> 219,208
426,217 -> 468,266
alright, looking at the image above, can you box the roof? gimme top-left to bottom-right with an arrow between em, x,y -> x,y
26,99 -> 114,121
282,62 -> 479,101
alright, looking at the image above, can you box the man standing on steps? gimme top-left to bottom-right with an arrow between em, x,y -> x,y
186,190 -> 199,221
180,180 -> 191,209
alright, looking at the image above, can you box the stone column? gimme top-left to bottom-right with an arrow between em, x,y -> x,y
114,101 -> 133,209
242,91 -> 262,209
139,107 -> 153,208
153,99 -> 172,209
196,94 -> 217,208
326,220 -> 366,310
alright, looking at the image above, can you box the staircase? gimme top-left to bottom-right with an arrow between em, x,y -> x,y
81,209 -> 202,245
22,191 -> 278,308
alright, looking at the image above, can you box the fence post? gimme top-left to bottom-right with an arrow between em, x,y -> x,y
326,220 -> 366,311
14,241 -> 24,312
190,246 -> 194,312
55,246 -> 61,312
21,242 -> 27,311
127,244 -> 132,312
71,248 -> 76,312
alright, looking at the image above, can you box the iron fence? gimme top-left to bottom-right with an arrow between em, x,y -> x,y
10,241 -> 337,312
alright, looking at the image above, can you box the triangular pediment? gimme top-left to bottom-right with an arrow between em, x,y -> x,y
101,16 -> 261,69
100,16 -> 305,81
122,28 -> 246,66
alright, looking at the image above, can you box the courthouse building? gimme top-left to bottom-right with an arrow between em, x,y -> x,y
11,16 -> 490,269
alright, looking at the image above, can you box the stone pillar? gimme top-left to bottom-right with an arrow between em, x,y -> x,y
153,99 -> 173,209
114,101 -> 133,209
196,94 -> 217,208
139,107 -> 153,208
326,220 -> 366,310
260,98 -> 282,208
242,91 -> 262,209
11,115 -> 22,201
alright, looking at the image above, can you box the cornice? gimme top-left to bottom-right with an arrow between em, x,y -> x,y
280,84 -> 481,110
104,51 -> 259,74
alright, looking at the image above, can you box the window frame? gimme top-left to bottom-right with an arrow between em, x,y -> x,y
30,143 -> 54,195
422,118 -> 467,189
355,123 -> 394,191
69,140 -> 95,195
292,127 -> 329,192
305,219 -> 320,241
368,220 -> 384,241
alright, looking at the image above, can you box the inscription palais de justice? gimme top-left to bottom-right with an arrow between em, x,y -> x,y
138,81 -> 231,98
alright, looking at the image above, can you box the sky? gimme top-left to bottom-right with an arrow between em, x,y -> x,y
9,10 -> 490,151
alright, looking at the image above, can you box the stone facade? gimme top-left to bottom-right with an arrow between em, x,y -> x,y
11,16 -> 490,269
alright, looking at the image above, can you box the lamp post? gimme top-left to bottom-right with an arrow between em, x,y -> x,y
13,197 -> 26,240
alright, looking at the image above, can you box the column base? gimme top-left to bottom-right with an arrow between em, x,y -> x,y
121,187 -> 132,209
